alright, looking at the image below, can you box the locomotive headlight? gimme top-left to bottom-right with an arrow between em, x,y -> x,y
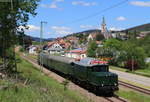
102,84 -> 104,87
114,83 -> 117,86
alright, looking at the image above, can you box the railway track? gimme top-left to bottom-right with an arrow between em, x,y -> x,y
104,96 -> 127,102
21,55 -> 129,102
119,81 -> 150,95
27,55 -> 150,95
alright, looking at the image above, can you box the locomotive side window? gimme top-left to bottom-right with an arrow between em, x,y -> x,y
92,65 -> 108,72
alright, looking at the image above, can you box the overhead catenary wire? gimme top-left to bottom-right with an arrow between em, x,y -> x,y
60,0 -> 129,26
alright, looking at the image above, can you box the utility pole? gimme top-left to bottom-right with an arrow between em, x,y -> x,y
10,0 -> 17,72
131,56 -> 134,72
40,21 -> 47,73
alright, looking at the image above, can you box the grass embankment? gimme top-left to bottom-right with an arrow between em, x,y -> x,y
22,53 -> 37,60
0,56 -> 92,102
28,54 -> 37,60
110,64 -> 150,78
116,87 -> 150,102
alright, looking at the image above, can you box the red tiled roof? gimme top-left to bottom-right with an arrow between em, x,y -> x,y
47,42 -> 55,47
47,39 -> 71,49
66,36 -> 78,41
89,33 -> 97,38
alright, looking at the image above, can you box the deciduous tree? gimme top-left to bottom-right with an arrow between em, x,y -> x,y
0,0 -> 40,75
87,40 -> 97,57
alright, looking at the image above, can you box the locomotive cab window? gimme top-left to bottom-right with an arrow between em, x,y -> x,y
92,65 -> 108,72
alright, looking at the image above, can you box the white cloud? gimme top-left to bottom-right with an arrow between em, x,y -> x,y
116,16 -> 126,21
80,25 -> 99,29
56,31 -> 72,35
51,26 -> 72,35
40,0 -> 64,9
51,26 -> 71,31
49,3 -> 58,8
130,1 -> 150,7
27,25 -> 40,31
109,27 -> 123,31
19,25 -> 40,32
72,1 -> 97,6
41,3 -> 58,9
54,0 -> 64,2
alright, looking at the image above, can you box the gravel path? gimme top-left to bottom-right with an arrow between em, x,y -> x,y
110,69 -> 150,87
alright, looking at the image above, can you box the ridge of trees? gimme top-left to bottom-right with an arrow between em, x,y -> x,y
124,23 -> 150,32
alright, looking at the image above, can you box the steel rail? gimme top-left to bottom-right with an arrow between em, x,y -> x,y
119,81 -> 150,95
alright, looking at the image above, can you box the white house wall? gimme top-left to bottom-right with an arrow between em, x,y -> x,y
65,53 -> 86,59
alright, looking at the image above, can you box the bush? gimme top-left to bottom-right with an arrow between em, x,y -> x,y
87,40 -> 97,57
19,47 -> 24,52
125,60 -> 139,70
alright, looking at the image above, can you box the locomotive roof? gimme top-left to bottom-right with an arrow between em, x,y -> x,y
40,53 -> 108,67
74,57 -> 108,67
41,53 -> 74,64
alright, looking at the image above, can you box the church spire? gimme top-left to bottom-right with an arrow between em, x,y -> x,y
101,16 -> 112,39
102,16 -> 106,25
101,16 -> 106,34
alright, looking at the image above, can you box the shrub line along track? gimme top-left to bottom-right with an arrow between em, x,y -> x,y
21,54 -> 128,102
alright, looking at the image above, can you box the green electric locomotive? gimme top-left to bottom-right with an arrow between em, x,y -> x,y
38,53 -> 118,94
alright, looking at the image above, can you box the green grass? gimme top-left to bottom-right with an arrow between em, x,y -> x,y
0,56 -> 92,102
28,54 -> 38,60
110,66 -> 127,72
133,63 -> 150,77
110,64 -> 150,78
116,87 -> 150,102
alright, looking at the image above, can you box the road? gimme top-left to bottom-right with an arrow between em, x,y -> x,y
110,69 -> 150,88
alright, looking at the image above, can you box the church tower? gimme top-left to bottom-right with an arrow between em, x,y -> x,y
101,16 -> 112,39
101,16 -> 107,34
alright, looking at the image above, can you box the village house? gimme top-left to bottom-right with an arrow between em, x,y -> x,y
65,36 -> 79,48
65,48 -> 87,59
137,31 -> 150,39
65,36 -> 78,42
28,45 -> 38,55
87,33 -> 97,41
47,43 -> 64,54
47,38 -> 71,55
116,32 -> 128,40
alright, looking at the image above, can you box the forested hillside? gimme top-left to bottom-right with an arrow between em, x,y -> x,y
124,23 -> 150,32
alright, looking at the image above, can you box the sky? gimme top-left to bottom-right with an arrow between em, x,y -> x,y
25,0 -> 150,38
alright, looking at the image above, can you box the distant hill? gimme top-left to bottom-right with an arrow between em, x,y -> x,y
64,23 -> 150,39
124,23 -> 150,32
30,36 -> 55,42
65,29 -> 101,38
73,29 -> 101,35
